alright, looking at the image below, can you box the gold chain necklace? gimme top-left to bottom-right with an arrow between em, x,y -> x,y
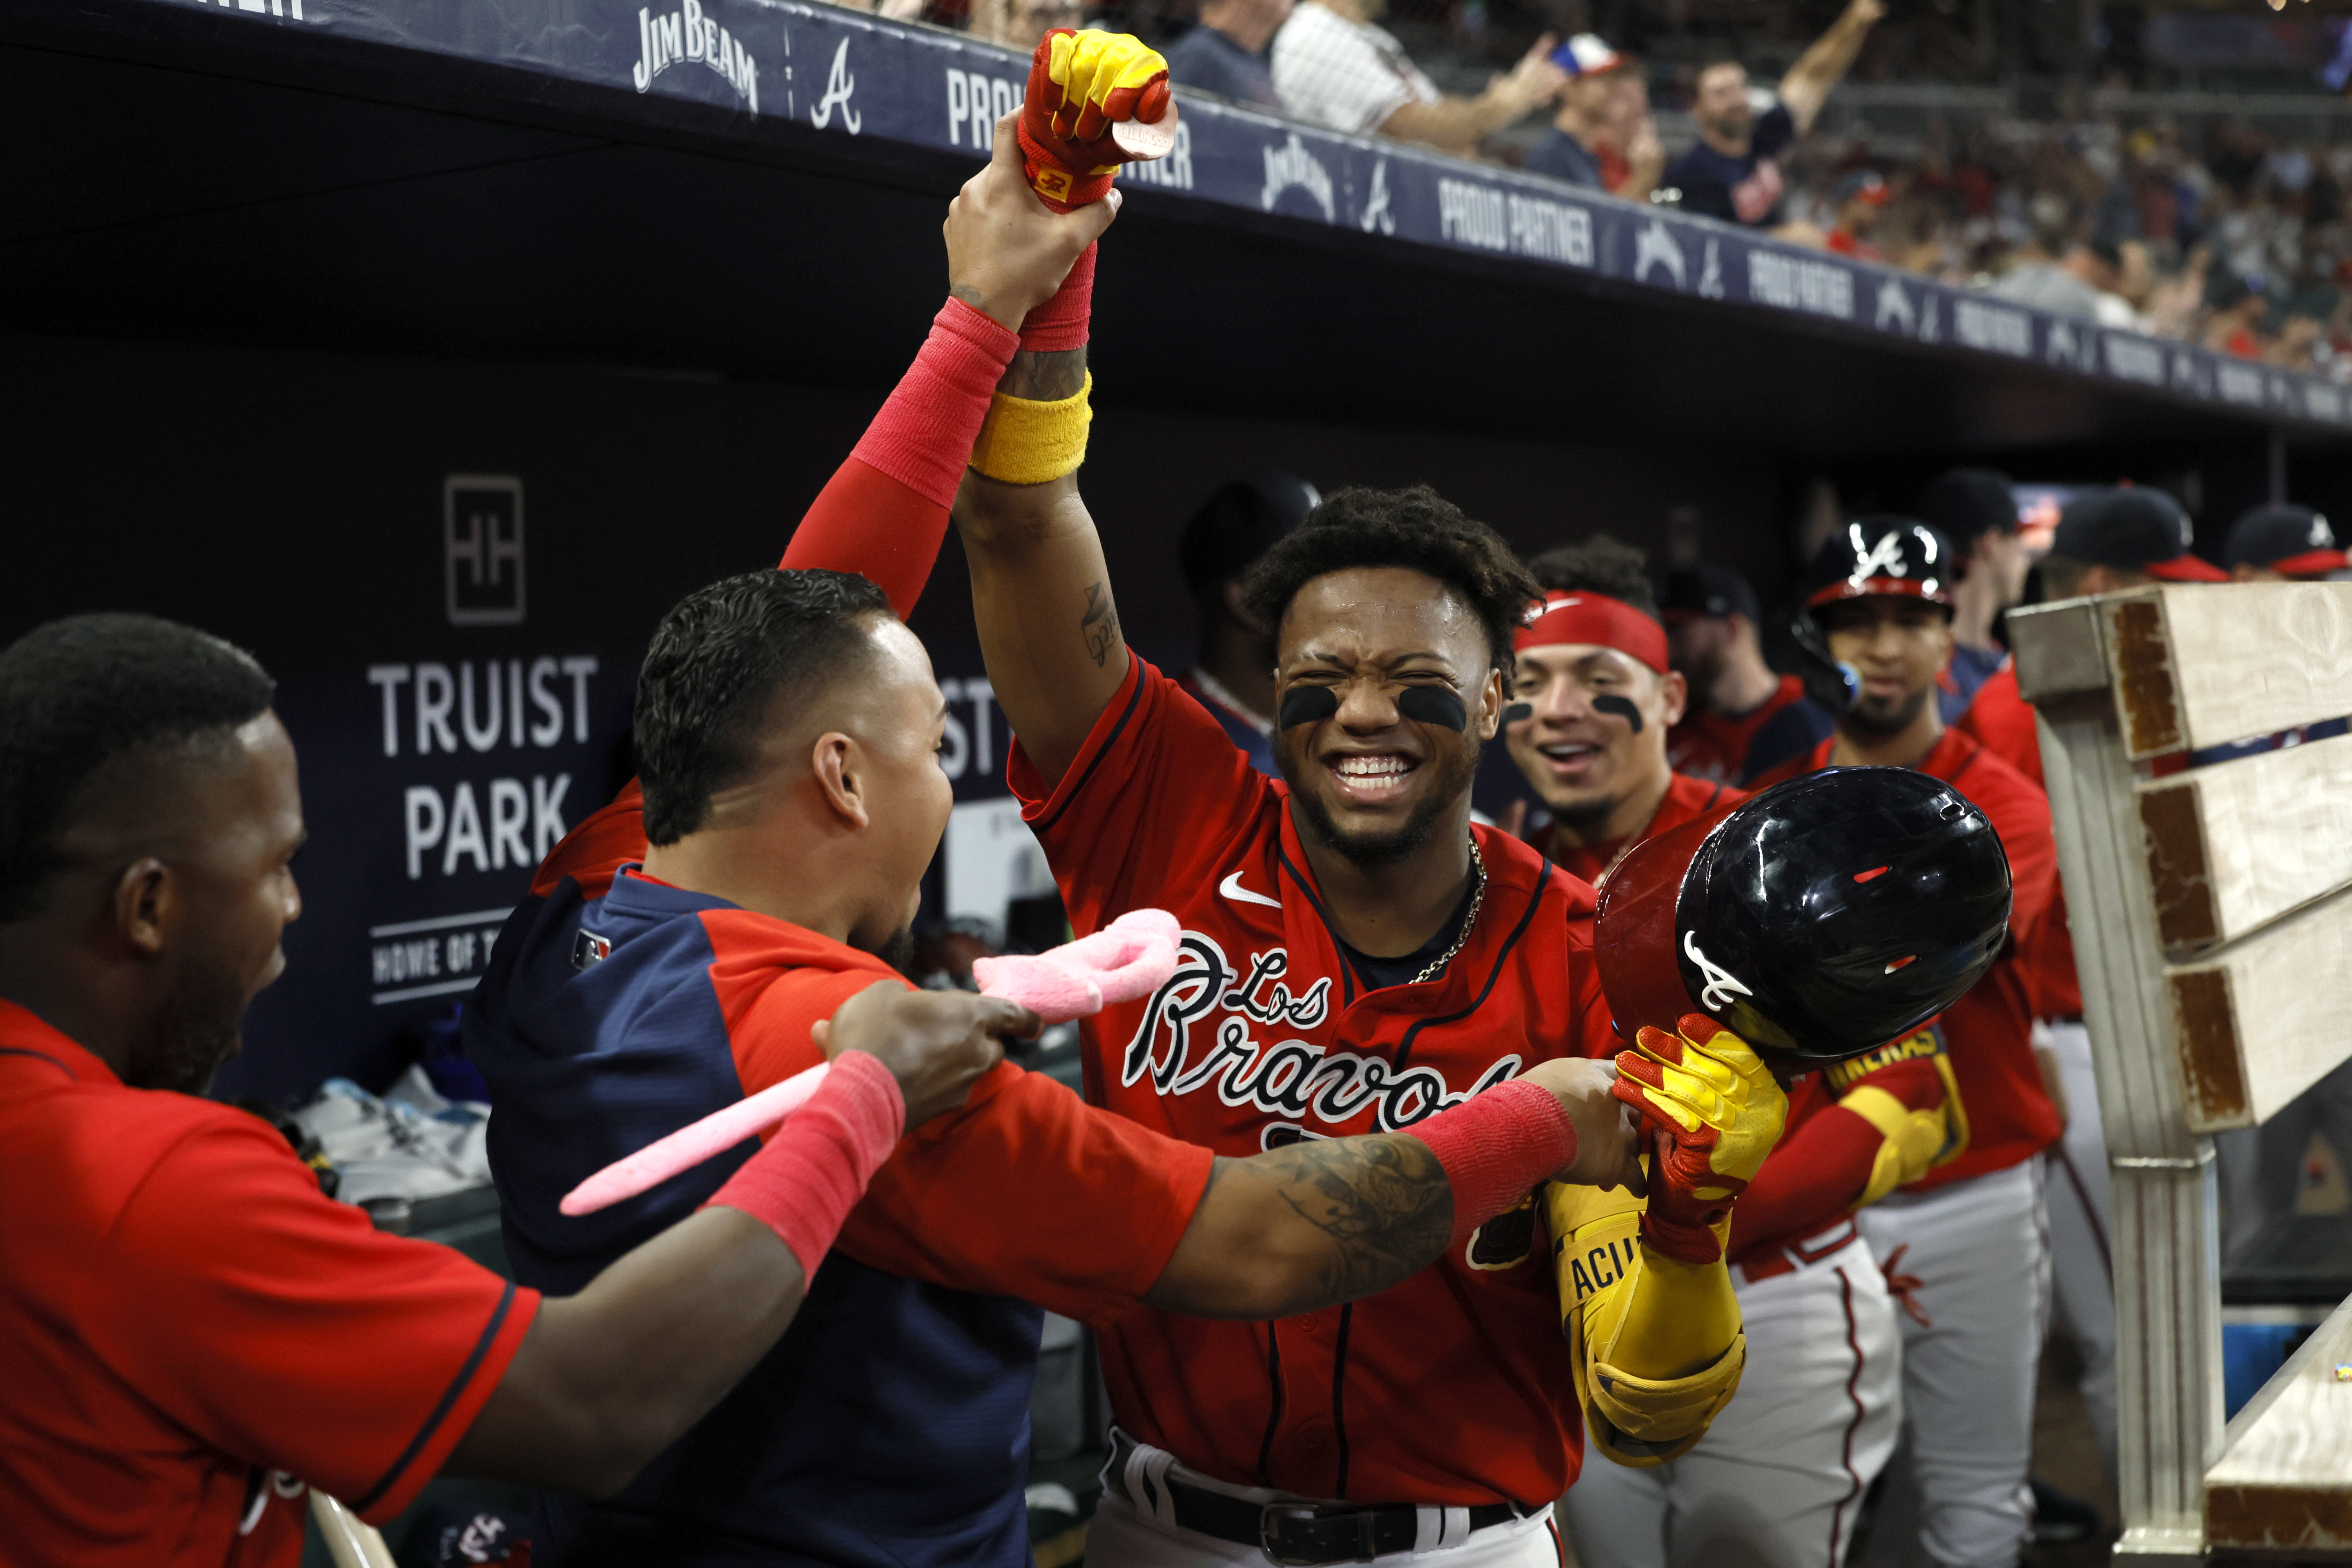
1411,838 -> 1488,986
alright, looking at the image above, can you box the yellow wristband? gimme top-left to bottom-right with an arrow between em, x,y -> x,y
970,372 -> 1093,485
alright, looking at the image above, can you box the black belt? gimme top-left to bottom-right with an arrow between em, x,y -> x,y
1105,1431 -> 1525,1565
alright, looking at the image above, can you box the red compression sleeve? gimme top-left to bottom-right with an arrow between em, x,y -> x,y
702,1051 -> 906,1279
1407,1078 -> 1580,1249
1728,1058 -> 1946,1256
780,298 -> 1018,618
1020,242 -> 1095,354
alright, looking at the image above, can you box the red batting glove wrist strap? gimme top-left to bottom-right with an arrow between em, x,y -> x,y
849,298 -> 1020,510
1407,1078 -> 1580,1249
1016,120 -> 1116,212
702,1050 -> 906,1279
1020,241 -> 1096,354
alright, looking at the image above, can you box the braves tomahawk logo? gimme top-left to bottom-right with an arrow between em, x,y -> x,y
1683,930 -> 1754,1014
1121,931 -> 1523,1134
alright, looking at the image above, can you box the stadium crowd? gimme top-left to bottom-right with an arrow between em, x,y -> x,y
833,0 -> 2352,375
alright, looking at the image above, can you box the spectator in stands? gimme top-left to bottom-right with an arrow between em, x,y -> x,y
1270,0 -> 1565,154
967,0 -> 1081,49
1916,466 -> 2027,708
1660,563 -> 1831,784
1163,0 -> 1291,110
1824,169 -> 1891,259
1176,473 -> 1319,775
1603,67 -> 1663,202
2225,503 -> 2349,581
1990,234 -> 2125,321
1659,0 -> 1884,227
1525,36 -> 1659,200
2201,273 -> 2268,359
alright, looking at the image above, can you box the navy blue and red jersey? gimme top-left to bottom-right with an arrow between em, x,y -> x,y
465,785 -> 1212,1567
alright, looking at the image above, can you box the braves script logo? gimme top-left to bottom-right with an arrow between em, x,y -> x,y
1683,930 -> 1753,1014
1121,932 -> 1522,1132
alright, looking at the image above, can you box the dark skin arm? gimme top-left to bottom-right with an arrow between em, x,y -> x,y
949,119 -> 1133,789
445,986 -> 1029,1497
1147,1055 -> 1644,1318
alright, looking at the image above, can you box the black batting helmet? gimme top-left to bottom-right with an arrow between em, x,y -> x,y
1593,768 -> 2013,1068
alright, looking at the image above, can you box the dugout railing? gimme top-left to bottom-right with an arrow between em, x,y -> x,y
2011,581 -> 2352,1563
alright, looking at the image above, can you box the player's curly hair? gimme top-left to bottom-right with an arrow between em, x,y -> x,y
0,615 -> 276,921
1523,534 -> 1661,621
1240,485 -> 1539,672
635,569 -> 893,845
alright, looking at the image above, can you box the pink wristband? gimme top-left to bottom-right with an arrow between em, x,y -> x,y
1407,1078 -> 1580,1249
1020,242 -> 1095,354
849,298 -> 1020,510
702,1051 -> 906,1278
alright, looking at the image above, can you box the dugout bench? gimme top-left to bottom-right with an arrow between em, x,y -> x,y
2011,580 -> 2352,1563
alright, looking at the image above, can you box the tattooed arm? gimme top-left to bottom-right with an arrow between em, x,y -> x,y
953,336 -> 1131,788
1145,1136 -> 1455,1319
1145,1056 -> 1642,1319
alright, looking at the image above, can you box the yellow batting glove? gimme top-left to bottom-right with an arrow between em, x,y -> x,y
1017,29 -> 1174,211
1610,1014 -> 1788,1263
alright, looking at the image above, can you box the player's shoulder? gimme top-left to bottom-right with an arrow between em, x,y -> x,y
1477,824 -> 1597,923
1937,728 -> 2050,829
3,1076 -> 296,1243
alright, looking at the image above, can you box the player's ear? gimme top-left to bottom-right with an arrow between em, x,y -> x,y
111,857 -> 173,958
1476,666 -> 1506,742
810,733 -> 872,832
1658,669 -> 1689,731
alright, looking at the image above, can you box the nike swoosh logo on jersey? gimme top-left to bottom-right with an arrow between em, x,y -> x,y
1218,871 -> 1281,909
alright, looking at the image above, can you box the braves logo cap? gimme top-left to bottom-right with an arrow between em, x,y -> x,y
1914,467 -> 2020,550
1801,518 -> 1955,610
2224,504 -> 2348,578
2050,487 -> 2227,582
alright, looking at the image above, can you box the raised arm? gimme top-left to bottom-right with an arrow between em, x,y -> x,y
1777,0 -> 1884,135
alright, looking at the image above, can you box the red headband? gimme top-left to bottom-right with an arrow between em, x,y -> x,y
1514,592 -> 1669,672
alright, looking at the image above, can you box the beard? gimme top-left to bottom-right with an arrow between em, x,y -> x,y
1282,732 -> 1479,869
128,959 -> 250,1094
874,924 -> 918,978
1543,788 -> 1624,832
1843,683 -> 1933,737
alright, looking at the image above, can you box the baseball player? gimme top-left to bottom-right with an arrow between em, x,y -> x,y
465,85 -> 1648,1566
1753,521 -> 2062,1568
774,43 -> 1796,1563
1502,540 -> 1949,1568
0,613 -> 1016,1567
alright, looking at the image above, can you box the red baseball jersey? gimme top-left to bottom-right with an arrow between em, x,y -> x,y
1957,665 -> 2083,1020
518,785 -> 1220,1324
1665,673 -> 1826,785
0,1002 -> 539,1568
1752,726 -> 2062,1187
1008,656 -> 1622,1508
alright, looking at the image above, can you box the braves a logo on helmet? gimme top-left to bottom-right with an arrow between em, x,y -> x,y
2314,514 -> 2337,548
1682,930 -> 1754,1014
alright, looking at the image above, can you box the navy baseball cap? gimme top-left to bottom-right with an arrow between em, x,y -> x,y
1179,473 -> 1320,598
1915,468 -> 2020,552
1660,564 -> 1761,624
2050,488 -> 2227,582
2224,505 -> 2347,578
1802,518 -> 1956,610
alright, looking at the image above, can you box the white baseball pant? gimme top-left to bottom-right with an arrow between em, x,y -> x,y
1083,1435 -> 1568,1566
1561,1225 -> 1902,1568
1853,1159 -> 2051,1568
2038,1019 -> 2116,1485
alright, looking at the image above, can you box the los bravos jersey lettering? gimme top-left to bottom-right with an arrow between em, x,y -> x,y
1008,657 -> 1621,1509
